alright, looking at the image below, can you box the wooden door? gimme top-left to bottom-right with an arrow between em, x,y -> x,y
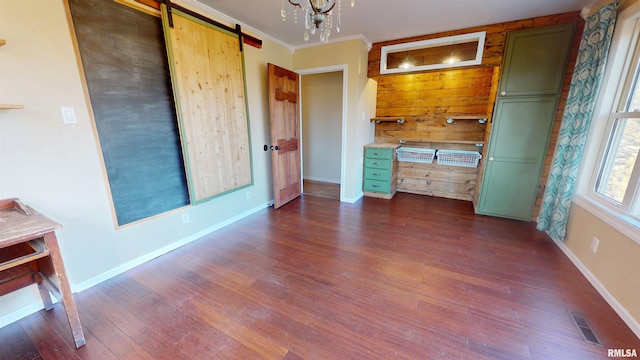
268,63 -> 301,209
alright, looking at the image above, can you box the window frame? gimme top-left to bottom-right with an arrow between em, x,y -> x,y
379,31 -> 486,75
576,2 -> 640,244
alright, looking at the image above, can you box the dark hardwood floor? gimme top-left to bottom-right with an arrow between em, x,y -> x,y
303,179 -> 340,200
1,193 -> 638,359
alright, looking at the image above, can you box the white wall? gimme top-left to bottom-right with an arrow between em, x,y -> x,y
301,71 -> 343,184
0,0 -> 292,326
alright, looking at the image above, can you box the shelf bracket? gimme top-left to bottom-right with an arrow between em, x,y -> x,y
445,116 -> 488,124
371,116 -> 405,124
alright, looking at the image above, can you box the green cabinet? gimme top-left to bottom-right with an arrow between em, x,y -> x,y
363,145 -> 397,199
477,23 -> 575,220
498,25 -> 576,97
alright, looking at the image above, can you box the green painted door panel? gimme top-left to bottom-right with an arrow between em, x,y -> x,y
477,96 -> 558,220
477,161 -> 542,220
489,96 -> 559,162
477,23 -> 575,220
498,24 -> 575,97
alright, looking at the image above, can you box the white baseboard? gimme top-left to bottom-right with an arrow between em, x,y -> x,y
341,193 -> 362,204
552,237 -> 640,339
0,201 -> 271,329
73,201 -> 271,293
0,298 -> 48,329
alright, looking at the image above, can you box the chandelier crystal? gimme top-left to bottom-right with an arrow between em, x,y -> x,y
281,0 -> 355,43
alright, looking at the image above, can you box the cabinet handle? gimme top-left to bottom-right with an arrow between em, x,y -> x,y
372,173 -> 380,176
489,157 -> 494,161
373,162 -> 381,165
372,185 -> 380,188
500,91 -> 507,96
373,152 -> 381,156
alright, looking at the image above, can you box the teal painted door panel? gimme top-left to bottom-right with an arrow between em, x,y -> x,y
499,24 -> 575,97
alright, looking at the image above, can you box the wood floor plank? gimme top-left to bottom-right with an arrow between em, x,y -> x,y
1,193 -> 638,359
19,312 -> 80,360
86,318 -> 154,360
0,321 -> 41,360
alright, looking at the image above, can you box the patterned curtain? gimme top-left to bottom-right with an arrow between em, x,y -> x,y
537,2 -> 618,241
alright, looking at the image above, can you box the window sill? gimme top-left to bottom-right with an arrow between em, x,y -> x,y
573,194 -> 640,245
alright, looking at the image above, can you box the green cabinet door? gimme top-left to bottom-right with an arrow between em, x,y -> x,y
477,23 -> 575,220
477,96 -> 559,220
499,24 -> 575,97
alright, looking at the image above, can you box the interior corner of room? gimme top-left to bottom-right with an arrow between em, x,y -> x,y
1,0 -> 639,355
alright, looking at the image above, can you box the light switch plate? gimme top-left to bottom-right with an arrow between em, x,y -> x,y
60,106 -> 77,124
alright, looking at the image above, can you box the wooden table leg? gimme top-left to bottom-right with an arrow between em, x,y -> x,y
33,271 -> 54,311
42,232 -> 86,348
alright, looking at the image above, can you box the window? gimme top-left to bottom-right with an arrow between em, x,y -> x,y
379,32 -> 485,74
591,17 -> 640,224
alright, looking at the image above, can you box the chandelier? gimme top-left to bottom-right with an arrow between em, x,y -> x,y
281,0 -> 355,43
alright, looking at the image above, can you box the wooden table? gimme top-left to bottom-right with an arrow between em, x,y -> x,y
0,198 -> 85,348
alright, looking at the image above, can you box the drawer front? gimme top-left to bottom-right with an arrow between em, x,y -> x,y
364,167 -> 390,181
363,179 -> 390,193
365,147 -> 393,160
365,158 -> 391,170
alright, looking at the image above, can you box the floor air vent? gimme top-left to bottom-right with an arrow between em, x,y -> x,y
568,310 -> 604,347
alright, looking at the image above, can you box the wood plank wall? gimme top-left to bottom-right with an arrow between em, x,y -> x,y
368,12 -> 584,219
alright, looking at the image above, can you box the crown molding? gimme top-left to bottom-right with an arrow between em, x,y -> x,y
184,0 -> 295,53
293,34 -> 372,52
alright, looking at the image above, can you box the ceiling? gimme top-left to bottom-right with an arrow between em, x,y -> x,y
187,0 -> 593,48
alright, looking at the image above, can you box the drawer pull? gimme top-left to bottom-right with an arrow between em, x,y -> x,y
372,184 -> 380,188
373,152 -> 381,156
373,162 -> 381,165
372,173 -> 380,176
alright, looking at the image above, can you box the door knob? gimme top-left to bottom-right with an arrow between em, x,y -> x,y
500,91 -> 507,96
489,157 -> 494,161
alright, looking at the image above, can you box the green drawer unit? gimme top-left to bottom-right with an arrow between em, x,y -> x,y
365,147 -> 393,160
363,145 -> 398,199
364,179 -> 391,193
364,167 -> 391,180
365,158 -> 391,169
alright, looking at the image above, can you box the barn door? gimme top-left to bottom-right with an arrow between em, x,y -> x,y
268,63 -> 301,209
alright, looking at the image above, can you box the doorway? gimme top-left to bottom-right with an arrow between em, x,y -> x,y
300,69 -> 344,200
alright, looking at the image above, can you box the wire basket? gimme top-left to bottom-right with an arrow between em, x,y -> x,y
436,150 -> 482,168
396,147 -> 436,163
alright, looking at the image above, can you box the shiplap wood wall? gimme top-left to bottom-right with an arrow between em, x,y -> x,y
368,12 -> 584,219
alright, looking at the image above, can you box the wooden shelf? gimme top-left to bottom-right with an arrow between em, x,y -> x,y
371,116 -> 405,124
445,115 -> 488,124
0,104 -> 24,109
